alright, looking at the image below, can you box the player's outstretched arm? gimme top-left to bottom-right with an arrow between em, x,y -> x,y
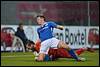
56,25 -> 64,30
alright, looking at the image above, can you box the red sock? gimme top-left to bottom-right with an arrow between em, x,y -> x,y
75,48 -> 85,55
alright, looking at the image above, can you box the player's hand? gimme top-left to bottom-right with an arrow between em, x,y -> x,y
57,25 -> 64,30
60,26 -> 64,30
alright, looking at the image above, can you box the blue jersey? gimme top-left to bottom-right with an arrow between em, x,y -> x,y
37,21 -> 57,42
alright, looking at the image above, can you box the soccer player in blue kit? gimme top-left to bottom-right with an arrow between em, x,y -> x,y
36,15 -> 85,61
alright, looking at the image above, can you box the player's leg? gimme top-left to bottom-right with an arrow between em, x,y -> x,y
50,38 -> 80,61
50,38 -> 78,60
60,48 -> 87,58
55,48 -> 86,58
36,40 -> 50,61
37,51 -> 52,61
57,40 -> 85,61
75,48 -> 87,55
48,48 -> 86,60
37,53 -> 45,61
36,46 -> 46,61
57,48 -> 72,58
48,48 -> 59,61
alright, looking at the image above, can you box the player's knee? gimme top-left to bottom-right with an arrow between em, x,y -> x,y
37,56 -> 44,61
58,41 -> 71,50
57,41 -> 63,48
37,53 -> 44,61
37,58 -> 44,61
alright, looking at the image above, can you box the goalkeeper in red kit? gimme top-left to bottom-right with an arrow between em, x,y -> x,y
26,40 -> 87,61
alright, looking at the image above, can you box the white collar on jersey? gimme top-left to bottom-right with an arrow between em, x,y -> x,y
41,22 -> 47,27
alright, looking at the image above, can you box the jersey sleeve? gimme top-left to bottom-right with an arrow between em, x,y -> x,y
35,41 -> 41,52
48,21 -> 58,28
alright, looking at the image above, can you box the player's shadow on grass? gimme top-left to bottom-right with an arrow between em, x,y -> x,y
18,58 -> 92,62
52,58 -> 92,62
19,59 -> 35,62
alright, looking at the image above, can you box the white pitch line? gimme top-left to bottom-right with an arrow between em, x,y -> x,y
1,55 -> 34,58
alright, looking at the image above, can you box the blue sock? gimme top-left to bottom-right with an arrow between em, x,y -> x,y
68,49 -> 79,60
44,54 -> 50,61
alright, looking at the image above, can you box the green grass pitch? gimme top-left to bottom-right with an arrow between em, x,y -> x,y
1,50 -> 99,66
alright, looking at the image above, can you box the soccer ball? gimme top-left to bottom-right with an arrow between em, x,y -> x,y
33,51 -> 39,57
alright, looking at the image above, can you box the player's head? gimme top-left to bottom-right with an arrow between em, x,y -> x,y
18,23 -> 23,30
36,15 -> 46,25
26,41 -> 37,52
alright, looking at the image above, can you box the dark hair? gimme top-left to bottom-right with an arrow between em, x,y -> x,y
19,23 -> 23,27
36,15 -> 46,21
